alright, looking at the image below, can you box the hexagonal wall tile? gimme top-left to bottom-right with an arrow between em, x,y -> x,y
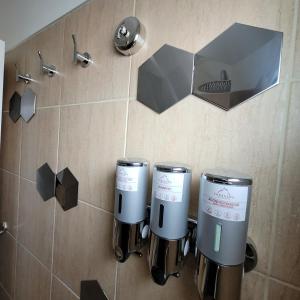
20,88 -> 36,122
36,163 -> 56,201
192,23 -> 283,110
137,44 -> 194,113
55,168 -> 79,211
9,92 -> 21,122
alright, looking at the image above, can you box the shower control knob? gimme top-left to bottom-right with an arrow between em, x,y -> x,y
114,16 -> 145,56
141,224 -> 149,239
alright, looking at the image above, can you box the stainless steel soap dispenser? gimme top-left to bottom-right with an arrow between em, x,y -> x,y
113,158 -> 149,262
195,170 -> 253,300
149,163 -> 191,285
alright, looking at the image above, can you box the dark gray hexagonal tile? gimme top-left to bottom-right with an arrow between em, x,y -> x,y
137,44 -> 194,113
36,163 -> 56,201
55,168 -> 79,211
192,23 -> 283,110
9,92 -> 21,122
80,281 -> 108,300
20,88 -> 36,122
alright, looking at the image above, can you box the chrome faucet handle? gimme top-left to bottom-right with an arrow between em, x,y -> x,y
0,222 -> 8,235
37,50 -> 57,77
15,63 -> 33,84
72,34 -> 91,68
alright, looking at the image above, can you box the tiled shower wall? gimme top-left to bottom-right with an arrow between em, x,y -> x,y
0,0 -> 299,299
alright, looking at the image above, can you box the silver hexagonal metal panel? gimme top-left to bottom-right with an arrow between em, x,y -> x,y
192,23 -> 283,110
137,44 -> 194,113
20,88 -> 36,122
56,168 -> 79,211
9,92 -> 21,122
36,163 -> 56,201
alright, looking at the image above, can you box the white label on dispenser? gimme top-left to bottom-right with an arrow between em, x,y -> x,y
155,171 -> 184,202
201,181 -> 248,222
116,166 -> 139,192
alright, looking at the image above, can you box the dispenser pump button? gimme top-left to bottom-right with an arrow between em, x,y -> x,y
214,224 -> 222,252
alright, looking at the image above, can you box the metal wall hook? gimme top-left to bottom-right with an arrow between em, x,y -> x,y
0,222 -> 8,235
72,34 -> 92,68
37,51 -> 57,77
15,63 -> 34,84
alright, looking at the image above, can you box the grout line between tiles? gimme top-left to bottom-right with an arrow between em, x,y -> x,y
52,274 -> 80,299
268,276 -> 300,291
78,199 -> 113,216
17,241 -> 51,273
265,1 -> 299,298
0,281 -> 12,299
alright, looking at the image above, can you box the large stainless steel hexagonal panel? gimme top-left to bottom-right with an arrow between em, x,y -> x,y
36,163 -> 56,201
137,44 -> 194,113
55,167 -> 79,211
9,92 -> 21,122
192,23 -> 282,110
20,88 -> 36,122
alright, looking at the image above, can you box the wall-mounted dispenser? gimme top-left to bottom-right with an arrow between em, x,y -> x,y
114,17 -> 145,56
149,163 -> 191,285
113,158 -> 149,263
195,170 -> 253,300
137,23 -> 283,112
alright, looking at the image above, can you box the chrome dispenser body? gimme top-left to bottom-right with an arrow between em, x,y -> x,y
196,170 -> 253,300
113,158 -> 148,262
149,163 -> 191,285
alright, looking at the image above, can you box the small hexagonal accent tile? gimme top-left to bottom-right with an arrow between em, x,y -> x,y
80,280 -> 108,300
137,44 -> 194,113
192,23 -> 283,110
9,92 -> 21,122
36,163 -> 56,201
55,168 -> 79,211
20,88 -> 36,122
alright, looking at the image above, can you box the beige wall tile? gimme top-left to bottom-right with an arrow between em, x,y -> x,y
51,277 -> 79,300
268,279 -> 300,300
0,234 -> 16,297
130,0 -> 294,97
18,179 -> 55,269
3,45 -> 26,112
0,170 -> 19,237
53,202 -> 116,299
126,84 -> 286,273
58,101 -> 126,211
116,249 -> 198,300
293,7 -> 300,78
0,113 -> 22,174
15,245 -> 51,300
241,272 -> 266,300
25,20 -> 64,108
271,83 -> 300,286
21,107 -> 60,181
60,0 -> 133,105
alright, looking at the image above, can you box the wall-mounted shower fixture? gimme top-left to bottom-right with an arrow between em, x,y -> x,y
72,34 -> 92,67
137,23 -> 283,112
15,63 -> 34,84
37,50 -> 57,77
0,222 -> 8,235
114,17 -> 145,56
195,170 -> 253,300
149,163 -> 191,285
80,280 -> 108,300
9,88 -> 36,123
113,158 -> 149,263
36,163 -> 79,211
